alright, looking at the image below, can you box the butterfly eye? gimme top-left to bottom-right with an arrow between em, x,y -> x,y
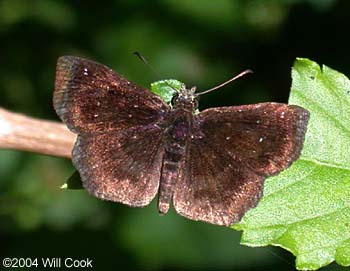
171,93 -> 179,106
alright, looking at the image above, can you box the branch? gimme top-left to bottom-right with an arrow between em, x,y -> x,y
0,107 -> 75,158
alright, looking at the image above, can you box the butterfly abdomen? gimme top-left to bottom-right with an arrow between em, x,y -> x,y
158,110 -> 192,214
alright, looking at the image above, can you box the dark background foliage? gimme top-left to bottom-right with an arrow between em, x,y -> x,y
0,1 -> 349,270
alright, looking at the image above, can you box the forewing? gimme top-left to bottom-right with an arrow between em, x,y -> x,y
54,56 -> 169,134
174,102 -> 309,225
73,125 -> 165,206
200,103 -> 309,175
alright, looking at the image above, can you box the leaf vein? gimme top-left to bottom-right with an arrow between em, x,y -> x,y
248,206 -> 350,230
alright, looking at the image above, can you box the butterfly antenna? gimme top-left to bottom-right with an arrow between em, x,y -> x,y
133,51 -> 163,80
133,51 -> 179,92
195,69 -> 253,97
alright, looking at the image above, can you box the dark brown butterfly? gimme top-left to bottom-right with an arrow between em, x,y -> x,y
53,56 -> 309,226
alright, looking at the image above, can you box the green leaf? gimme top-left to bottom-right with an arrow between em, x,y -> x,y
61,171 -> 83,190
150,79 -> 183,104
233,58 -> 350,270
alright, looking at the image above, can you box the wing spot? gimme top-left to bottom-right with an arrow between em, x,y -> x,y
256,120 -> 260,124
259,137 -> 264,142
93,114 -> 99,118
280,111 -> 285,119
128,114 -> 133,118
83,68 -> 88,76
226,136 -> 231,140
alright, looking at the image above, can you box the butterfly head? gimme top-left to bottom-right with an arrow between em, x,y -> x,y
171,84 -> 199,112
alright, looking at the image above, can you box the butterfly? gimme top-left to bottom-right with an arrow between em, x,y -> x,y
53,56 -> 309,226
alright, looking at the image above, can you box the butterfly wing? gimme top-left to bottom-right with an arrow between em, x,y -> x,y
54,56 -> 170,205
54,56 -> 170,134
73,125 -> 165,206
173,103 -> 309,226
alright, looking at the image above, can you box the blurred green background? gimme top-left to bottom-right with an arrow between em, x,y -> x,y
1,0 -> 349,270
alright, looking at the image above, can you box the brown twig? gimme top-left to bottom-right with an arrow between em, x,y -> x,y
0,107 -> 75,158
